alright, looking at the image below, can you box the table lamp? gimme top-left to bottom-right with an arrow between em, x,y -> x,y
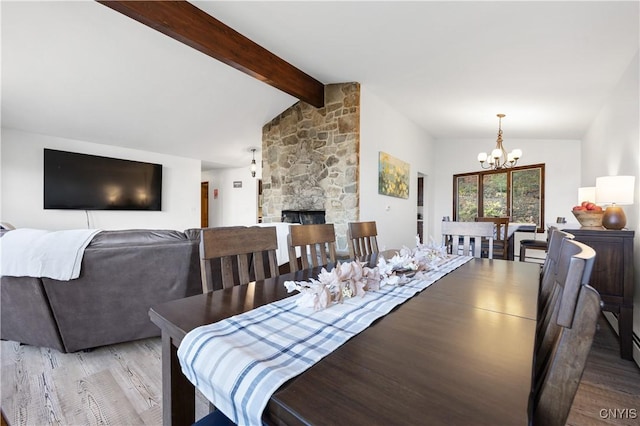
578,186 -> 596,203
595,176 -> 635,230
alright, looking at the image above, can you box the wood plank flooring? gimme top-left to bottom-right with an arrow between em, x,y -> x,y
1,314 -> 638,426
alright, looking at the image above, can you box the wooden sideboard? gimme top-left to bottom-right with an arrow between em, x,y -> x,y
563,227 -> 635,360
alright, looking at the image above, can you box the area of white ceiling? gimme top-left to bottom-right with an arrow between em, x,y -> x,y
2,1 -> 638,169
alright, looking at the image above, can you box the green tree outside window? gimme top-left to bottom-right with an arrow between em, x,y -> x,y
453,164 -> 545,231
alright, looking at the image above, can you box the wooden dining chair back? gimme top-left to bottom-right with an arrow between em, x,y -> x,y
199,226 -> 279,292
347,221 -> 379,258
474,217 -> 510,259
287,223 -> 337,272
540,227 -> 560,276
530,278 -> 600,426
534,239 -> 596,380
536,238 -> 586,347
441,221 -> 495,258
538,228 -> 574,315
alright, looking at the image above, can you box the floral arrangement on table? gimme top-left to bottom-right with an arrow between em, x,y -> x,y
284,236 -> 451,311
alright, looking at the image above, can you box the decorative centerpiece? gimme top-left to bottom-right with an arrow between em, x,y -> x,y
284,236 -> 451,311
572,200 -> 603,227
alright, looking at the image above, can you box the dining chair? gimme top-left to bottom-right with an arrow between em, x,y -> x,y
192,408 -> 235,426
199,226 -> 279,292
519,237 -> 548,263
538,227 -> 574,316
539,227 -> 560,277
534,239 -> 596,381
530,244 -> 600,426
347,221 -> 379,258
474,217 -> 510,259
441,221 -> 495,258
287,223 -> 337,272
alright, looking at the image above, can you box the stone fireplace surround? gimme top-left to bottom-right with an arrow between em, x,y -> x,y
261,83 -> 360,253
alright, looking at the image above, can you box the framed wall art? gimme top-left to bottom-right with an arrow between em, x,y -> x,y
378,151 -> 410,199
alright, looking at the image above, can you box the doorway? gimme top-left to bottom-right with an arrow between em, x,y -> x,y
417,174 -> 426,243
257,179 -> 263,223
201,181 -> 209,227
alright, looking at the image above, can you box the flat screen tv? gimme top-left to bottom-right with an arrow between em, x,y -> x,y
44,149 -> 162,211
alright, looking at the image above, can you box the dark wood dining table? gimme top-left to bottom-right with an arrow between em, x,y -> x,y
149,257 -> 540,426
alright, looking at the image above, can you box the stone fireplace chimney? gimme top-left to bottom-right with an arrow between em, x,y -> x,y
261,82 -> 360,252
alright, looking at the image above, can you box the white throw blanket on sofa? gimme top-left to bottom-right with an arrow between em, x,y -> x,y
1,228 -> 101,280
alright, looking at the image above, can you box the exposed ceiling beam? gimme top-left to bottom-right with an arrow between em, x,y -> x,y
97,1 -> 325,107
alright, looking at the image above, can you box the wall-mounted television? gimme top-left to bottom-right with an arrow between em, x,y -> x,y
44,149 -> 163,211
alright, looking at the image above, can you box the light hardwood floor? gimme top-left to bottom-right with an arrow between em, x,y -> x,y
1,337 -> 209,426
1,314 -> 639,426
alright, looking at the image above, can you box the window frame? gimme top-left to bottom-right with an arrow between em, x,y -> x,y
452,163 -> 546,232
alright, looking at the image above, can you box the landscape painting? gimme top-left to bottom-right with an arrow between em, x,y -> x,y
378,151 -> 410,199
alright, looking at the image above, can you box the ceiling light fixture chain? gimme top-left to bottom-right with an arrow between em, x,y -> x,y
477,114 -> 522,170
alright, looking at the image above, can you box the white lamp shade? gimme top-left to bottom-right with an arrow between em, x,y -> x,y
477,152 -> 487,162
578,186 -> 596,204
595,176 -> 635,205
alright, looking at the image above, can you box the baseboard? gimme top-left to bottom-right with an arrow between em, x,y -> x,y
603,311 -> 640,369
634,334 -> 640,369
603,311 -> 619,336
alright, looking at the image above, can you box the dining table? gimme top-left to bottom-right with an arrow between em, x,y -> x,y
149,254 -> 540,426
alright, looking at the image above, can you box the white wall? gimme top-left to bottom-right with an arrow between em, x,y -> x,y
582,51 -> 639,366
431,138 -> 582,234
201,169 -> 220,227
1,128 -> 201,231
360,86 -> 435,251
203,167 -> 260,227
361,88 -> 581,251
0,136 -> 3,220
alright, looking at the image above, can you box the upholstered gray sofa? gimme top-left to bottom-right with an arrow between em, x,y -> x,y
1,229 -> 203,352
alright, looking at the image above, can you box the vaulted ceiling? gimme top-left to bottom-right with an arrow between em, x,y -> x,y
2,1 -> 638,169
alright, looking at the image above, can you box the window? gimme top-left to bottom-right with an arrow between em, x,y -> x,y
453,164 -> 545,231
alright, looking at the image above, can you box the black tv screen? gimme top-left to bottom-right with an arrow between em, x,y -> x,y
44,149 -> 162,211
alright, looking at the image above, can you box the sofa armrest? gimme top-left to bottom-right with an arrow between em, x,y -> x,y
1,276 -> 66,352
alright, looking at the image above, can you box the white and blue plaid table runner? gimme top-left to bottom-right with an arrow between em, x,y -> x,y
178,255 -> 472,426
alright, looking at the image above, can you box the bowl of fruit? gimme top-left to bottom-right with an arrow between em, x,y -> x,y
571,201 -> 604,227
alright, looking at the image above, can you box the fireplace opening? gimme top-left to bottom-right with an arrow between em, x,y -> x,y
281,210 -> 326,225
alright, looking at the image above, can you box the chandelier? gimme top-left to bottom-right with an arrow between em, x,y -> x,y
477,114 -> 522,170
